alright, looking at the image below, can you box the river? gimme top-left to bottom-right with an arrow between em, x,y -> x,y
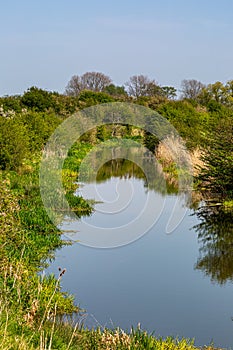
45,158 -> 233,349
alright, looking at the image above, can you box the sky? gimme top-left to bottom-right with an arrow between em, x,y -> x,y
1,0 -> 233,96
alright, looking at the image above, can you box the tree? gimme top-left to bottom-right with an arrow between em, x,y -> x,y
161,86 -> 177,99
206,81 -> 227,103
78,90 -> 114,108
65,72 -> 112,96
181,79 -> 205,100
146,82 -> 165,97
125,75 -> 161,98
198,81 -> 232,106
64,75 -> 83,97
198,115 -> 233,199
21,87 -> 56,112
103,84 -> 127,97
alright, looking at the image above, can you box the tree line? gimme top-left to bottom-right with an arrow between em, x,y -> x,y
1,71 -> 233,110
0,71 -> 232,200
65,72 -> 177,99
64,71 -> 233,105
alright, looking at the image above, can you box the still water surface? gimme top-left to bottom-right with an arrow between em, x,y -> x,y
46,160 -> 233,349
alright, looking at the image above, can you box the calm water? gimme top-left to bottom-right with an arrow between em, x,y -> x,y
46,160 -> 233,349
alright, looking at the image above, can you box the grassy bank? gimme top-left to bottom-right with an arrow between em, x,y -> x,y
0,147 -> 224,350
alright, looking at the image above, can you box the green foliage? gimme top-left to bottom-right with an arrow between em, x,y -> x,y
0,88 -> 80,118
0,175 -> 24,263
157,100 -> 209,149
0,172 -> 76,313
197,115 -> 233,199
206,100 -> 224,113
103,83 -> 127,97
64,142 -> 93,171
21,111 -> 62,152
0,111 -> 61,170
96,125 -> 110,141
135,95 -> 166,109
51,93 -> 79,117
161,85 -> 177,99
143,130 -> 159,152
78,90 -> 115,107
0,116 -> 29,170
198,80 -> 233,107
0,94 -> 22,112
21,87 -> 57,112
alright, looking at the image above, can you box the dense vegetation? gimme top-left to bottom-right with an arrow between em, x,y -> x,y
0,73 -> 232,349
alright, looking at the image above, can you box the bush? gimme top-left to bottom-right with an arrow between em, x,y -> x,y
78,90 -> 115,107
0,116 -> 29,170
21,87 -> 57,112
157,100 -> 209,149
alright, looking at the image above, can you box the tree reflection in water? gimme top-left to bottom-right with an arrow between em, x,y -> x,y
95,157 -> 178,195
194,204 -> 233,284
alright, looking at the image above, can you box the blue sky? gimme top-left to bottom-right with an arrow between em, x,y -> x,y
1,0 -> 233,95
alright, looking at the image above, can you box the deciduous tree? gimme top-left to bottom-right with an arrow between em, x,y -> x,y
65,72 -> 112,96
199,81 -> 233,106
181,79 -> 205,100
125,75 -> 160,98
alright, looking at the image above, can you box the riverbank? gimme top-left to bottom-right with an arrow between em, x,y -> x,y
0,148 -> 226,350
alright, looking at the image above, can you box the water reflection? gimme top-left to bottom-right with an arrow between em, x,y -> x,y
194,204 -> 233,284
79,155 -> 233,285
84,155 -> 179,195
73,156 -> 172,248
84,156 -> 233,285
